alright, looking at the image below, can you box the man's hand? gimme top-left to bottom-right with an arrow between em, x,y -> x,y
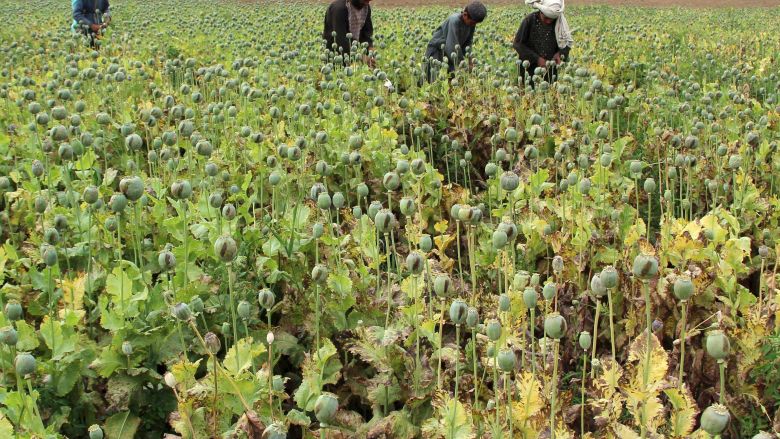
537,57 -> 547,68
553,53 -> 562,65
90,23 -> 101,32
363,55 -> 376,69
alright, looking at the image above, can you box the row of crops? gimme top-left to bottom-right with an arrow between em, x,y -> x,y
0,0 -> 779,437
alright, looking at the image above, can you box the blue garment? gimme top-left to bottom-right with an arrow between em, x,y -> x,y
71,0 -> 110,32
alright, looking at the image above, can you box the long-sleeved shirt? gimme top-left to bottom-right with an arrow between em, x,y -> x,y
513,12 -> 570,66
323,0 -> 373,55
72,0 -> 110,32
424,12 -> 475,69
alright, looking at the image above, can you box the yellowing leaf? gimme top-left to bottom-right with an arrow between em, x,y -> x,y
613,423 -> 640,439
627,331 -> 668,391
59,273 -> 86,313
512,372 -> 544,424
223,337 -> 266,376
664,385 -> 698,438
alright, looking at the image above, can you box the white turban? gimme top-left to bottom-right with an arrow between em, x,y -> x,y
525,0 -> 574,49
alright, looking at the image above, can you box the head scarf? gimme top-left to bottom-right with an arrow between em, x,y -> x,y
524,0 -> 573,49
345,0 -> 369,42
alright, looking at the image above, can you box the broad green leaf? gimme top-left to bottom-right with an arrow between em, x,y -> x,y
104,411 -> 141,439
15,320 -> 39,351
40,316 -> 78,360
327,272 -> 352,296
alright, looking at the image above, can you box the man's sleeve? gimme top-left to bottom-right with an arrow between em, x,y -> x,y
361,7 -> 374,48
103,0 -> 110,16
73,0 -> 91,26
559,45 -> 571,59
443,19 -> 459,62
513,16 -> 539,62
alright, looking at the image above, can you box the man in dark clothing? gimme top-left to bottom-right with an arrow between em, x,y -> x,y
513,0 -> 573,87
424,1 -> 487,82
323,0 -> 375,66
72,0 -> 111,48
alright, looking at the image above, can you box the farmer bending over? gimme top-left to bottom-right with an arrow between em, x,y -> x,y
513,0 -> 573,87
323,0 -> 375,67
424,1 -> 487,82
72,0 -> 111,47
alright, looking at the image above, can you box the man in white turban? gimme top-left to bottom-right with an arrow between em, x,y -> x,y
513,0 -> 573,86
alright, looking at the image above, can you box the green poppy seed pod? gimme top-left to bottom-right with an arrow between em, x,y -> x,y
632,254 -> 659,280
497,349 -> 516,372
522,287 -> 538,308
728,154 -> 742,170
317,192 -> 331,210
158,250 -> 176,271
450,204 -> 461,220
751,432 -> 774,439
419,234 -> 433,253
498,220 -> 518,241
644,178 -> 656,194
590,274 -> 607,297
125,133 -> 143,151
578,178 -> 591,195
505,127 -> 519,142
600,152 -> 612,168
349,135 -> 363,150
544,313 -> 567,339
664,189 -> 673,201
332,192 -> 345,209
31,160 -> 44,178
716,144 -> 728,157
600,266 -> 619,289
485,162 -> 498,177
120,176 -> 144,201
42,246 -> 58,267
595,125 -> 609,139
449,299 -> 468,325
368,201 -> 382,221
170,180 -> 193,200
552,255 -> 564,274
258,289 -> 275,309
759,245 -> 769,259
514,272 -> 530,290
542,282 -> 557,301
314,392 -> 339,425
487,344 -> 496,358
189,296 -> 204,315
356,183 -> 369,199
374,209 -> 395,234
406,252 -> 424,275
15,352 -> 36,376
400,197 -> 416,216
466,307 -> 479,328
263,423 -> 287,439
492,230 -> 508,249
579,331 -> 592,351
83,186 -> 99,205
121,341 -> 133,356
44,227 -> 60,245
396,159 -> 410,175
486,319 -> 502,341
214,236 -> 238,262
700,404 -> 730,436
237,300 -> 252,319
457,205 -> 473,222
500,172 -> 520,191
434,275 -> 451,295
629,160 -> 643,176
495,148 -> 507,162
204,331 -> 221,355
312,223 -> 324,239
498,294 -> 511,312
383,172 -> 400,191
204,162 -> 219,177
673,277 -> 694,301
109,193 -> 128,213
173,303 -> 192,321
5,302 -> 23,321
0,326 -> 18,346
411,158 -> 426,176
88,425 -> 104,439
311,264 -> 328,284
178,119 -> 195,137
706,330 -> 730,360
221,322 -> 231,336
54,214 -> 68,231
208,193 -> 223,209
196,139 -> 213,157
530,273 -> 541,287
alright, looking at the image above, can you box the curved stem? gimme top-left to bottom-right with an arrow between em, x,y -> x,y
450,324 -> 461,439
607,288 -> 616,362
678,301 -> 687,388
581,351 -> 587,437
590,300 -> 601,378
550,340 -> 559,439
718,360 -> 726,405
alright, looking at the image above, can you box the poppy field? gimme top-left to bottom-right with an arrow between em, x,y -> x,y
0,0 -> 779,438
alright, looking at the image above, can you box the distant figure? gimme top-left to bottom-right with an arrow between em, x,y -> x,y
513,0 -> 573,86
424,2 -> 487,82
72,0 -> 111,47
323,0 -> 375,66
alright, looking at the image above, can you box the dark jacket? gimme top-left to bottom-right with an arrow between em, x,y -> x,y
72,0 -> 110,32
513,12 -> 570,84
323,0 -> 373,55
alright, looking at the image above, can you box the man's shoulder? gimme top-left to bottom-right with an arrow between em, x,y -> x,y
328,0 -> 346,11
523,12 -> 537,22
